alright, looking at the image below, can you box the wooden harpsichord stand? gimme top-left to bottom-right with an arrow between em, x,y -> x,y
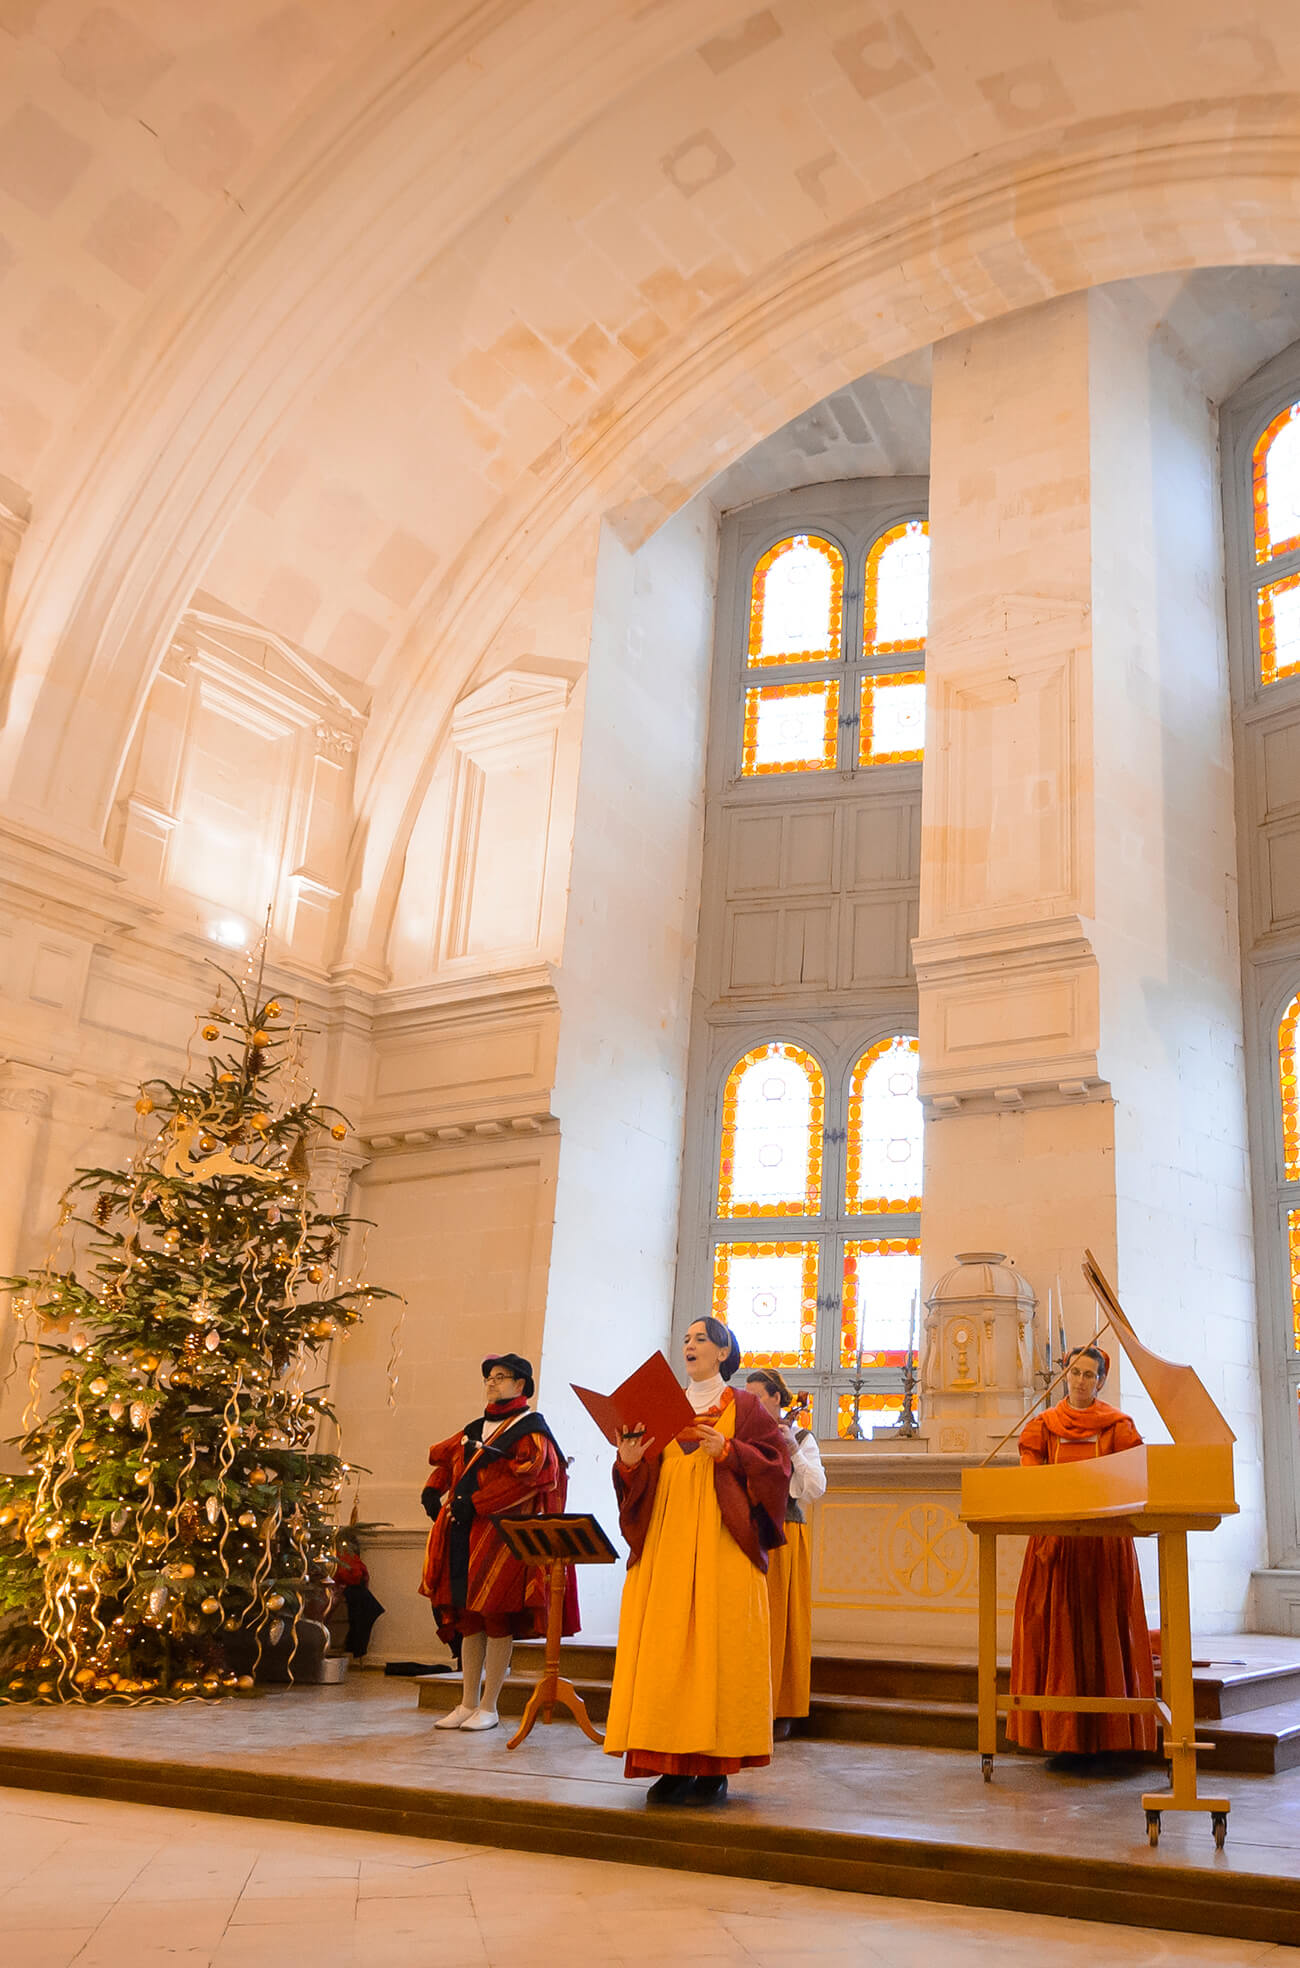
491,1512 -> 617,1751
960,1253 -> 1238,1849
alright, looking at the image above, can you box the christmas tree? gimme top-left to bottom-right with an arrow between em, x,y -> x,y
0,964 -> 390,1702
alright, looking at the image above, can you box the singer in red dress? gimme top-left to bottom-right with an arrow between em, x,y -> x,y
419,1352 -> 575,1732
1007,1345 -> 1157,1758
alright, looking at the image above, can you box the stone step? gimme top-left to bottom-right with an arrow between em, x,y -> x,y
420,1649 -> 1300,1773
507,1641 -> 1300,1721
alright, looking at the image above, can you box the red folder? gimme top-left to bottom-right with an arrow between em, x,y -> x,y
571,1351 -> 695,1452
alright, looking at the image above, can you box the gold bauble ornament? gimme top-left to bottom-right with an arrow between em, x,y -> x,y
237,1511 -> 256,1528
202,1677 -> 220,1693
264,1001 -> 282,1019
161,1228 -> 180,1248
236,1675 -> 255,1691
141,1354 -> 160,1372
37,1680 -> 55,1695
132,1470 -> 150,1487
89,1378 -> 107,1396
330,1123 -> 346,1141
251,1031 -> 270,1049
73,1668 -> 96,1687
201,1024 -> 220,1042
200,1596 -> 220,1615
218,1071 -> 237,1084
135,1096 -> 154,1115
307,1266 -> 324,1284
266,1594 -> 285,1611
311,1320 -> 335,1340
250,1113 -> 270,1132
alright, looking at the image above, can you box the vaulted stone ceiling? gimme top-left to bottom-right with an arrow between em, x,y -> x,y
4,0 -> 1300,965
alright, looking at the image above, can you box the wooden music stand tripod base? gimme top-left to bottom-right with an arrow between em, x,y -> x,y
507,1557 -> 603,1750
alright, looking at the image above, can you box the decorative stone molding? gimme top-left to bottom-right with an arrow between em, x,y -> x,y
913,913 -> 1103,1105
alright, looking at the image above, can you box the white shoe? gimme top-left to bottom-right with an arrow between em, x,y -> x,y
434,1703 -> 476,1729
460,1708 -> 499,1731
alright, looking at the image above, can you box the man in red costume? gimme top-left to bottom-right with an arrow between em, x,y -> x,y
1008,1343 -> 1157,1763
419,1352 -> 576,1732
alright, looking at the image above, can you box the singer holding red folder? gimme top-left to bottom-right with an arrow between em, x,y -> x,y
601,1316 -> 790,1807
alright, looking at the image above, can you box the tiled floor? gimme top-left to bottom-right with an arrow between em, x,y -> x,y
0,1783 -> 1292,1968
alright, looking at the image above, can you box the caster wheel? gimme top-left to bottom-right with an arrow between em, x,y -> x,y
1145,1809 -> 1161,1847
981,1754 -> 993,1784
1211,1812 -> 1227,1851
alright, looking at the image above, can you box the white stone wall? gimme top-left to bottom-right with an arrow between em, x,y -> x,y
1087,286 -> 1264,1623
539,500 -> 716,1635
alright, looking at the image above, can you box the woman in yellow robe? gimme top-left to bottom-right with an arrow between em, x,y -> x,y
604,1317 -> 791,1806
745,1370 -> 826,1735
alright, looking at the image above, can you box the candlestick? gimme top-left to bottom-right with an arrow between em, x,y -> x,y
1044,1284 -> 1053,1379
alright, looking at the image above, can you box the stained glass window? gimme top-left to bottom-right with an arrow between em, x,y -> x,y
716,1042 -> 825,1218
1253,404 -> 1300,565
1259,572 -> 1300,687
747,534 -> 844,667
741,678 -> 839,776
845,1036 -> 922,1212
839,1237 -> 921,1368
712,1240 -> 819,1370
837,1391 -> 904,1437
864,520 -> 929,655
1287,1209 -> 1300,1352
1281,996 -> 1300,1182
861,669 -> 925,765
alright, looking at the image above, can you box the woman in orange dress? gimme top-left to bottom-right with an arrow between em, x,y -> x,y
1008,1344 -> 1157,1760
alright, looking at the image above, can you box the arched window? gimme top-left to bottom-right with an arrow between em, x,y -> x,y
747,534 -> 844,667
716,1042 -> 825,1217
861,519 -> 929,766
863,520 -> 930,655
845,1036 -> 922,1213
1252,405 -> 1300,685
681,478 -> 928,1439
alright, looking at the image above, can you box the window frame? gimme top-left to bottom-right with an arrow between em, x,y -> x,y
678,476 -> 928,1444
719,489 -> 930,793
1221,347 -> 1300,1572
699,1021 -> 922,1437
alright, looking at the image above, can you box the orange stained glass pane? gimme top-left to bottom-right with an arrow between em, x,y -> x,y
860,669 -> 925,766
837,1392 -> 904,1437
840,1237 -> 921,1369
1288,1209 -> 1300,1351
1252,402 -> 1300,565
746,533 -> 845,667
1280,995 -> 1300,1182
716,1042 -> 825,1218
741,678 -> 839,776
863,520 -> 930,655
845,1036 -> 923,1213
1259,571 -> 1300,686
712,1240 -> 819,1371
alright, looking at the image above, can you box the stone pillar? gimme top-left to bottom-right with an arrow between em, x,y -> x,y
916,290 -> 1263,1626
0,1066 -> 52,1456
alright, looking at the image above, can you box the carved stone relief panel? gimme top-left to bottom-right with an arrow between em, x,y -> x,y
935,649 -> 1079,928
439,670 -> 573,969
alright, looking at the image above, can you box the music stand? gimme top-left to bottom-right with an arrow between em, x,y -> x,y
490,1513 -> 618,1750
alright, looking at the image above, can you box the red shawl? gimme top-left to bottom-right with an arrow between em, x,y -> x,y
613,1386 -> 790,1572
